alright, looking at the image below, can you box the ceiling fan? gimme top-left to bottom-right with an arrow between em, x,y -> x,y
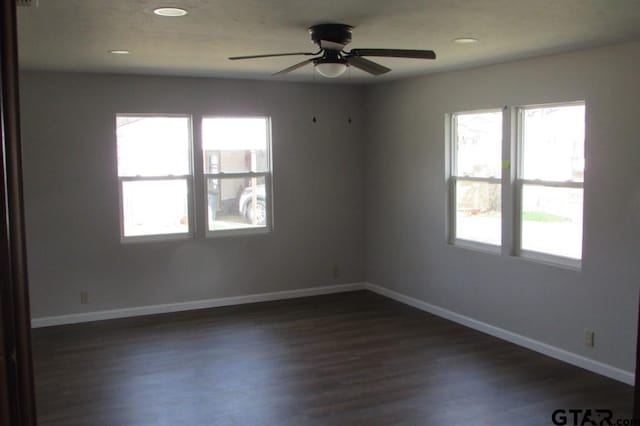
229,23 -> 436,78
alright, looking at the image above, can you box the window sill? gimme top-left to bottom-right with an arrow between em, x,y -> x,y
206,227 -> 271,239
450,239 -> 501,255
121,233 -> 192,244
516,250 -> 581,271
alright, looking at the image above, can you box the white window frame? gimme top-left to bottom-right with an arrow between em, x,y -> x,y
201,115 -> 274,238
447,108 -> 503,252
515,101 -> 585,269
116,114 -> 195,243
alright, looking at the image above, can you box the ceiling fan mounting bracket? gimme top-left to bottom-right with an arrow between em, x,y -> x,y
308,24 -> 353,47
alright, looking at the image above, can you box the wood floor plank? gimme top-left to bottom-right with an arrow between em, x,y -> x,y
32,291 -> 633,425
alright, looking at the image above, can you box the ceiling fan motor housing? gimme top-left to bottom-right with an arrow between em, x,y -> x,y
314,50 -> 345,65
308,24 -> 353,47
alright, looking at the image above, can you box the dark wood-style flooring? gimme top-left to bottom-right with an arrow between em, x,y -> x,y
32,291 -> 633,425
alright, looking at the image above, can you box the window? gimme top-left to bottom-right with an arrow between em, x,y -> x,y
449,110 -> 503,247
202,117 -> 272,236
518,103 -> 585,261
115,115 -> 272,242
447,101 -> 585,267
116,115 -> 193,241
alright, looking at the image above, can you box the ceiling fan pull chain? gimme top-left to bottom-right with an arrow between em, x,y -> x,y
312,65 -> 318,123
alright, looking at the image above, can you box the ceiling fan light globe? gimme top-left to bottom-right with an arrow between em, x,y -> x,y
315,62 -> 347,78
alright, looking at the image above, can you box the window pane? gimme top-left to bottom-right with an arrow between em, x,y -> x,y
207,176 -> 267,231
522,104 -> 585,182
521,185 -> 583,259
455,111 -> 502,178
202,118 -> 269,173
122,180 -> 189,237
116,116 -> 190,177
455,180 -> 501,245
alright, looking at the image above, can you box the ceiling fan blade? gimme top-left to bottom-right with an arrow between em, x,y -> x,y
349,48 -> 436,60
346,56 -> 391,76
272,59 -> 315,76
229,52 -> 317,60
319,40 -> 345,51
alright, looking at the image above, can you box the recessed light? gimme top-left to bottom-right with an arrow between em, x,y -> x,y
153,7 -> 188,17
108,49 -> 131,55
454,37 -> 479,44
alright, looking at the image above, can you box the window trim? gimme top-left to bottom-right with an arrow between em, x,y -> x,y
514,101 -> 585,267
448,108 -> 504,249
201,115 -> 274,238
116,114 -> 195,243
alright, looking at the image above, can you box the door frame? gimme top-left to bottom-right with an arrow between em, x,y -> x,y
1,0 -> 37,424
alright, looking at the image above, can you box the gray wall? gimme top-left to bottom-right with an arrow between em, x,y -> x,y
20,72 -> 365,318
21,42 -> 640,373
364,41 -> 640,372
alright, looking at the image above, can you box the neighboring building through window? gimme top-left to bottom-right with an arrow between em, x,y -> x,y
202,117 -> 272,236
116,115 -> 192,241
518,103 -> 585,261
449,110 -> 503,247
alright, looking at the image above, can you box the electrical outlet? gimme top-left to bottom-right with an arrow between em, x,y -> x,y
585,330 -> 595,347
332,265 -> 340,279
80,290 -> 89,304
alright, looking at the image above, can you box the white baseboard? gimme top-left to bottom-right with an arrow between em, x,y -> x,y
31,280 -> 634,385
31,282 -> 366,328
363,282 -> 635,386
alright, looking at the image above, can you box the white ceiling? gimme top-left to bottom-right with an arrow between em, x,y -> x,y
16,0 -> 640,83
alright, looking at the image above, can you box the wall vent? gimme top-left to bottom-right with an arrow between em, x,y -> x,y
17,0 -> 39,7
